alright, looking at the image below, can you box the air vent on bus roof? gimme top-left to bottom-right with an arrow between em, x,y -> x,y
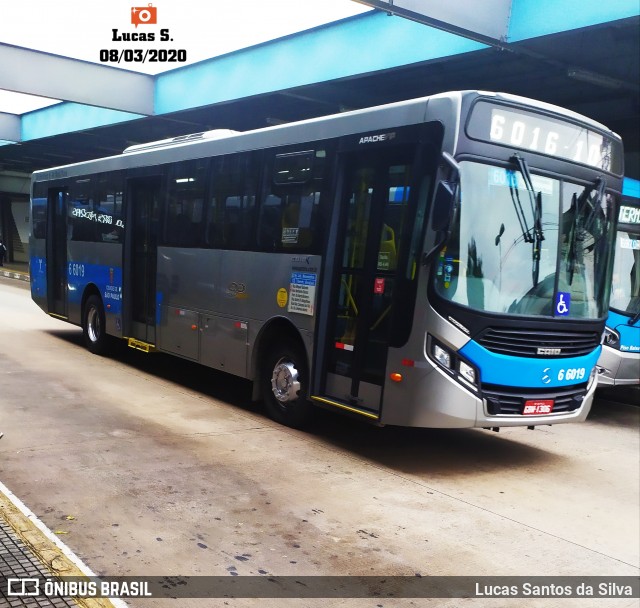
123,129 -> 240,153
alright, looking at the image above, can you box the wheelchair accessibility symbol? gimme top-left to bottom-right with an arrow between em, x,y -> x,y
555,291 -> 571,316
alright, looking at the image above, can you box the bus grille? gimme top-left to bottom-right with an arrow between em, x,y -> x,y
483,384 -> 587,416
477,328 -> 601,358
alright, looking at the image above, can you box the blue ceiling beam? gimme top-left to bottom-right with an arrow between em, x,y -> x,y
21,103 -> 143,141
508,0 -> 639,41
13,3 -> 640,142
155,12 -> 484,115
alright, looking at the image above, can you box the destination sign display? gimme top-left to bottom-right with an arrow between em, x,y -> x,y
467,101 -> 623,174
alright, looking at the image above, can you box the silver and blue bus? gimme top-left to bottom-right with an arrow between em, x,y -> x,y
30,91 -> 623,429
597,177 -> 640,386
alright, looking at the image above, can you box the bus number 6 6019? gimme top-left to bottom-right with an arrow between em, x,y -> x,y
558,368 -> 586,381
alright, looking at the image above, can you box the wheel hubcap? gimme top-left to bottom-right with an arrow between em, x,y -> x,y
87,307 -> 100,343
271,358 -> 301,403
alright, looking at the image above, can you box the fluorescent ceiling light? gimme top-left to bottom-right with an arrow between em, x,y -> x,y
567,69 -> 626,90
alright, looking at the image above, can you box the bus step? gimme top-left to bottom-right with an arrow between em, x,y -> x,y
127,338 -> 156,353
311,395 -> 379,421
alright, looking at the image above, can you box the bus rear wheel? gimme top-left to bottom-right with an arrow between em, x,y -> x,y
262,343 -> 313,429
83,295 -> 110,355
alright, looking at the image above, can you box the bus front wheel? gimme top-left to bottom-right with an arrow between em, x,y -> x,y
262,343 -> 312,428
83,295 -> 110,355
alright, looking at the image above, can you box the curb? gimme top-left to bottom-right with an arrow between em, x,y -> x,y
0,268 -> 30,283
0,482 -> 126,608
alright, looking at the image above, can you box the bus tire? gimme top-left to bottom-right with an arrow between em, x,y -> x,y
83,295 -> 110,355
262,342 -> 313,429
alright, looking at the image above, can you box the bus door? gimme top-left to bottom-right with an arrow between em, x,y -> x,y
319,146 -> 415,416
46,188 -> 68,317
125,176 -> 161,345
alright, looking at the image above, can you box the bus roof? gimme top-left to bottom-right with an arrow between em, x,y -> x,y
31,90 -> 620,181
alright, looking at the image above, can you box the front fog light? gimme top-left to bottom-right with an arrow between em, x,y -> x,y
433,344 -> 452,369
459,360 -> 476,385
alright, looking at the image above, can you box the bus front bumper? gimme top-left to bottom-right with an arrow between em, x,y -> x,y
380,360 -> 596,429
597,345 -> 640,386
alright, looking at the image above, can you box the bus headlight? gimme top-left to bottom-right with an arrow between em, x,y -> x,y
432,343 -> 452,369
428,336 -> 479,392
459,360 -> 476,385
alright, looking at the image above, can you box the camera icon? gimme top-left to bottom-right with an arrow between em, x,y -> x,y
7,578 -> 40,596
131,3 -> 157,27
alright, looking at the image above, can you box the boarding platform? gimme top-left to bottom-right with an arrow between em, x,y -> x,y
0,519 -> 76,607
0,262 -> 29,283
0,485 -> 118,608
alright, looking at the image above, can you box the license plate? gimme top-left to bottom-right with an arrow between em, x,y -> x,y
523,399 -> 554,415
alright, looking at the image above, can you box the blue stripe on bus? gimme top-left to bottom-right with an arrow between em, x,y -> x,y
459,339 -> 601,388
30,256 -> 47,299
67,263 -> 123,315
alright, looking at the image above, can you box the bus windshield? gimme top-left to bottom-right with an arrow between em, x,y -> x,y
434,161 -> 617,319
609,223 -> 640,316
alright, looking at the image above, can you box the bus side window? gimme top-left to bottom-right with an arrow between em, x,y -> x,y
96,173 -> 124,243
206,153 -> 257,250
223,195 -> 255,249
166,159 -> 207,247
68,177 -> 97,242
258,150 -> 325,253
282,192 -> 318,249
377,169 -> 413,273
205,197 -> 221,246
32,183 -> 47,239
257,194 -> 283,250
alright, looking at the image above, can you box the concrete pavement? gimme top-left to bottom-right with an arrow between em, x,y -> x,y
0,276 -> 638,607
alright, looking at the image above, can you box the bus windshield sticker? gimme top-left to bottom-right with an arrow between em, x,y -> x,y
287,272 -> 317,316
620,237 -> 639,250
489,168 -> 554,195
444,256 -> 454,288
555,292 -> 571,316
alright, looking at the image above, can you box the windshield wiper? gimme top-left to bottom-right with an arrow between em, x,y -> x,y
585,177 -> 606,233
629,310 -> 640,326
566,176 -> 607,285
508,154 -> 545,286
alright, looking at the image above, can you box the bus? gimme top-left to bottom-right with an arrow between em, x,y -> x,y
30,91 -> 623,430
597,177 -> 640,386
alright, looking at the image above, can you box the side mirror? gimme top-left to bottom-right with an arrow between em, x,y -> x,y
422,152 -> 460,266
432,180 -> 456,232
432,151 -> 460,232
